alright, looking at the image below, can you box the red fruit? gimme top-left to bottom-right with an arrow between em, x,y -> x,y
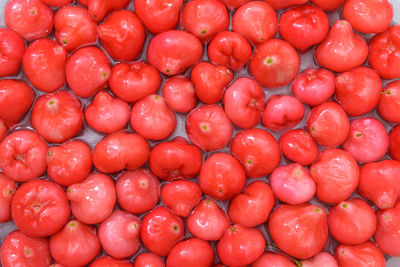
31,90 -> 83,143
208,31 -> 252,71
264,0 -> 308,9
0,230 -> 51,267
198,153 -> 246,201
98,210 -> 141,259
167,238 -> 214,267
343,117 -> 389,163
116,169 -> 160,214
223,77 -> 265,129
249,38 -> 300,88
109,62 -> 161,104
310,0 -> 344,11
186,105 -> 233,151
300,252 -> 338,267
54,6 -> 97,52
389,125 -> 400,161
262,95 -> 305,132
147,30 -> 203,75
270,163 -> 316,205
291,68 -> 335,106
12,179 -> 70,237
279,129 -> 319,166
87,0 -> 130,22
228,181 -> 275,227
218,0 -> 250,9
232,1 -> 277,45
0,173 -> 16,222
369,25 -> 400,79
191,62 -> 233,105
378,80 -> 400,123
5,0 -> 53,41
90,256 -> 133,267
65,46 -> 111,98
135,0 -> 183,34
0,130 -> 48,182
98,10 -> 145,61
230,128 -> 281,178
217,224 -> 265,267
343,0 -> 393,34
251,252 -> 296,267
374,204 -> 400,257
162,76 -> 197,113
67,173 -> 116,224
47,140 -> 92,187
269,204 -> 328,259
50,220 -> 101,267
0,79 -> 34,125
141,206 -> 184,256
307,101 -> 350,148
41,0 -> 72,6
187,198 -> 230,241
181,0 -> 229,42
0,119 -> 7,142
134,253 -> 165,267
358,160 -> 400,209
335,241 -> 386,267
0,28 -> 25,77
310,149 -> 359,204
279,4 -> 329,52
93,131 -> 150,173
315,20 -> 368,73
85,91 -> 130,134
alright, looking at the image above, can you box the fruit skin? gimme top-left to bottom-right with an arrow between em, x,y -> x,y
0,28 -> 25,77
162,76 -> 197,113
378,80 -> 400,123
251,252 -> 296,267
0,119 -> 7,142
300,252 -> 338,267
0,230 -> 52,267
134,253 -> 165,267
374,203 -> 400,257
0,173 -> 16,222
218,0 -> 250,9
166,238 -> 214,267
389,124 -> 400,161
90,256 -> 133,267
87,0 -> 130,22
41,0 -> 73,7
310,0 -> 344,11
335,241 -> 386,267
264,0 -> 308,9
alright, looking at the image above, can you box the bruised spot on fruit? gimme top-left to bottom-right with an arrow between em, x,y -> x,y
247,159 -> 253,166
311,168 -> 316,174
380,90 -> 392,95
130,223 -> 138,229
13,153 -> 26,163
140,181 -> 147,188
340,20 -> 347,26
93,14 -> 98,19
165,69 -> 171,73
355,132 -> 363,138
303,131 -> 309,135
200,122 -> 210,132
153,95 -> 160,100
68,221 -> 77,228
259,36 -> 265,41
314,208 -> 321,213
218,189 -> 223,193
102,72 -> 109,79
230,227 -> 236,232
311,126 -> 316,131
47,151 -> 52,157
29,7 -> 37,15
7,189 -> 13,195
200,29 -> 207,34
62,39 -> 67,45
205,199 -> 211,204
173,224 -> 179,232
24,248 -> 32,256
340,248 -> 345,255
47,99 -> 57,109
264,57 -> 274,65
384,215 -> 390,221
341,202 -> 349,208
67,188 -> 71,193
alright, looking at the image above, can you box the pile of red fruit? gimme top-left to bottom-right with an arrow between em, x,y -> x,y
0,0 -> 400,266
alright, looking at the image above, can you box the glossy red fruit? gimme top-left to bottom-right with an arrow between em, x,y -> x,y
181,0 -> 229,42
31,90 -> 83,143
90,256 -> 133,267
208,31 -> 252,71
41,0 -> 72,6
251,252 -> 296,267
0,130 -> 48,182
135,0 -> 182,34
93,131 -> 150,173
54,6 -> 97,52
85,91 -> 130,134
264,0 -> 308,9
374,203 -> 400,257
343,117 -> 389,163
162,76 -> 197,113
0,173 -> 16,222
270,163 -> 316,205
269,204 -> 328,259
379,81 -> 400,123
228,181 -> 275,227
279,4 -> 329,52
291,68 -> 335,106
98,210 -> 141,259
310,0 -> 344,11
191,62 -> 233,105
198,153 -> 246,201
87,0 -> 130,22
147,30 -> 203,75
5,0 -> 53,41
369,25 -> 400,79
358,160 -> 400,209
343,0 -> 393,34
98,10 -> 145,61
389,125 -> 400,161
167,238 -> 214,267
223,77 -> 265,129
335,241 -> 386,267
315,20 -> 368,73
47,140 -> 92,187
0,230 -> 52,267
109,62 -> 161,104
141,206 -> 184,256
310,149 -> 359,204
50,220 -> 101,267
66,46 -> 111,98
116,169 -> 160,214
230,128 -> 281,178
279,129 -> 319,166
186,105 -> 233,151
307,101 -> 350,148
0,28 -> 25,77
187,198 -> 230,241
217,224 -> 265,267
12,179 -> 70,237
300,252 -> 338,267
218,0 -> 250,9
232,1 -> 277,45
249,38 -> 300,88
0,79 -> 34,125
67,173 -> 116,224
134,253 -> 165,267
0,119 -> 7,142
